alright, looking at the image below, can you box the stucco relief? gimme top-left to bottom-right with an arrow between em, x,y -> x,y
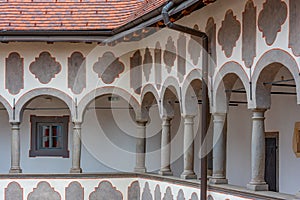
130,50 -> 143,94
289,0 -> 300,56
164,36 -> 177,72
177,33 -> 186,82
176,189 -> 185,200
154,185 -> 161,200
190,193 -> 199,200
29,52 -> 61,84
142,182 -> 153,200
5,52 -> 24,95
93,52 -> 125,84
5,182 -> 23,200
27,181 -> 61,200
155,42 -> 162,89
207,195 -> 214,200
242,0 -> 256,68
205,18 -> 217,75
163,187 -> 173,200
128,181 -> 140,200
258,0 -> 287,46
143,47 -> 153,82
218,10 -> 241,58
89,181 -> 122,200
68,52 -> 86,94
188,25 -> 202,66
65,181 -> 84,200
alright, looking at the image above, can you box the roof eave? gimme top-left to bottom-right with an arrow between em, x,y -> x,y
0,0 -> 206,43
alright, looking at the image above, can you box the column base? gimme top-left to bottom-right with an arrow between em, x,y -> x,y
159,170 -> 173,176
247,183 -> 268,191
209,178 -> 228,184
70,168 -> 82,173
9,167 -> 22,173
181,171 -> 197,179
134,167 -> 147,173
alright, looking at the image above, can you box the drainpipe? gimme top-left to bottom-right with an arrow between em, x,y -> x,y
162,1 -> 209,200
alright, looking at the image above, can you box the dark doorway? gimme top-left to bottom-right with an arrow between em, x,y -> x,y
265,132 -> 279,192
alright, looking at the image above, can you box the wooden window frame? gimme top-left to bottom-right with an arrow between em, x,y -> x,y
29,115 -> 70,158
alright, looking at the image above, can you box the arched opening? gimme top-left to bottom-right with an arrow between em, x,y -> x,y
141,91 -> 161,173
215,71 -> 251,188
255,63 -> 299,194
19,95 -> 72,173
161,85 -> 183,177
183,79 -> 202,177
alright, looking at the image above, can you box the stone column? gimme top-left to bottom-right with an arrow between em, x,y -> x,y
9,122 -> 22,173
134,120 -> 147,173
181,115 -> 197,179
70,122 -> 82,173
210,113 -> 228,184
159,116 -> 173,176
247,109 -> 268,191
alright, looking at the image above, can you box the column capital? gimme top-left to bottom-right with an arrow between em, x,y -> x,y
9,121 -> 20,126
181,114 -> 196,119
73,121 -> 82,127
251,108 -> 267,113
136,120 -> 147,126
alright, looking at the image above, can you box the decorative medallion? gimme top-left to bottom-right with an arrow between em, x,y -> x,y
163,187 -> 173,200
89,181 -> 122,200
93,52 -> 125,84
190,193 -> 199,200
289,0 -> 300,56
68,52 -> 86,94
27,181 -> 61,200
142,182 -> 153,200
128,181 -> 140,200
218,10 -> 241,57
154,185 -> 161,200
143,47 -> 153,82
155,42 -> 162,89
188,25 -> 202,66
205,18 -> 217,75
130,50 -> 143,94
5,182 -> 23,200
242,0 -> 257,68
5,52 -> 24,95
164,36 -> 176,72
65,181 -> 84,200
29,52 -> 61,84
177,33 -> 186,82
258,0 -> 287,45
177,189 -> 185,200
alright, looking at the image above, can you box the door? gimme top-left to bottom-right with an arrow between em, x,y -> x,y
265,134 -> 278,192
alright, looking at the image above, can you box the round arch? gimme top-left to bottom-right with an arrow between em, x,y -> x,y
181,69 -> 203,116
251,49 -> 300,108
213,61 -> 250,113
77,86 -> 140,122
160,76 -> 181,116
14,88 -> 75,122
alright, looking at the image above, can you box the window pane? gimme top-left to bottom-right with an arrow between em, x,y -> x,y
40,125 -> 50,148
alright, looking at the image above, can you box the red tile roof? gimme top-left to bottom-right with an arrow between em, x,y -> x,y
0,0 -> 168,31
